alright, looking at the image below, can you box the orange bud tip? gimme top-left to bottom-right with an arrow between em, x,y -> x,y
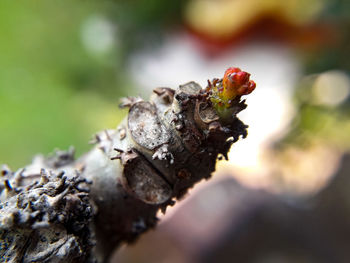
221,67 -> 255,98
208,67 -> 256,119
247,80 -> 256,94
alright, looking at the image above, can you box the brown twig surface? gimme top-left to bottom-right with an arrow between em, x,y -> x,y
0,79 -> 250,262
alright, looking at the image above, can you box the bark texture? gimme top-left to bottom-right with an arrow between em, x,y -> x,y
0,80 -> 249,262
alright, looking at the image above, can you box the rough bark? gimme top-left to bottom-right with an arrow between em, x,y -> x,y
0,79 -> 250,262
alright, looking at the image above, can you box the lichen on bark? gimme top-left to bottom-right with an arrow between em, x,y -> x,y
0,69 -> 255,262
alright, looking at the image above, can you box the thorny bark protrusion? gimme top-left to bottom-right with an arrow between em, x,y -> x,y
0,78 -> 250,262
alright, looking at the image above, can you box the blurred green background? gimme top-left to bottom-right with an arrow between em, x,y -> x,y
0,1 -> 118,166
0,0 -> 187,167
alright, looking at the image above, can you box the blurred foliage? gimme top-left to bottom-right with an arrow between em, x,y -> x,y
0,1 -> 127,167
109,0 -> 186,53
276,71 -> 350,152
0,0 -> 188,168
301,0 -> 350,73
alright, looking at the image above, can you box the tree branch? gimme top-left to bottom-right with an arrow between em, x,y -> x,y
0,69 -> 255,262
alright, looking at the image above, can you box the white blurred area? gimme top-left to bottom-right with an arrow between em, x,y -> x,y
128,33 -> 300,190
81,15 -> 116,57
312,70 -> 350,107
